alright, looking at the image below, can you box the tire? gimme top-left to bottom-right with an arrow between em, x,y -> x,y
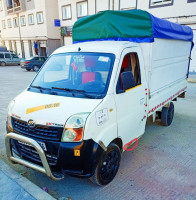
26,68 -> 31,71
90,143 -> 121,186
1,62 -> 6,66
161,102 -> 174,126
33,65 -> 39,72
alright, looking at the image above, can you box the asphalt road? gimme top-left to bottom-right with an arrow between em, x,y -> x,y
0,66 -> 196,200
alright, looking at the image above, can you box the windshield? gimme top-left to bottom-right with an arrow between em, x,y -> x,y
11,54 -> 19,58
30,53 -> 115,99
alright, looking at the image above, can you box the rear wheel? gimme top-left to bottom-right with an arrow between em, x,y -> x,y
33,65 -> 39,72
161,102 -> 174,126
1,62 -> 6,66
90,143 -> 121,186
26,68 -> 31,71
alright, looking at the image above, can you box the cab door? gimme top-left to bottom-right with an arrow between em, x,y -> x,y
4,53 -> 12,64
114,48 -> 147,146
11,54 -> 20,64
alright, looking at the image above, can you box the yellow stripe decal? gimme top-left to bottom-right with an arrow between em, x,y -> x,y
26,102 -> 61,114
126,84 -> 142,92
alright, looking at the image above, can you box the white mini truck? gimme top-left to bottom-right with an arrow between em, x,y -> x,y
6,10 -> 193,185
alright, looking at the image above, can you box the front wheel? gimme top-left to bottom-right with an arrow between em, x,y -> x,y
26,68 -> 31,71
90,143 -> 121,186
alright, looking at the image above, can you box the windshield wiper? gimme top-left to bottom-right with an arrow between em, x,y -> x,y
31,85 -> 51,90
30,85 -> 57,95
51,87 -> 72,92
51,87 -> 97,99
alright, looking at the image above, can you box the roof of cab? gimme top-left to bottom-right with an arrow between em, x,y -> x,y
52,41 -> 138,56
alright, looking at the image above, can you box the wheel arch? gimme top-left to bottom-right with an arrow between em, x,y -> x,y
109,137 -> 123,152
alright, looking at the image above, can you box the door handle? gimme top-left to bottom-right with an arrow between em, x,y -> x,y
140,98 -> 145,104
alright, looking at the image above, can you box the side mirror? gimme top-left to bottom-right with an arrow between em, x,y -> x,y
121,71 -> 135,91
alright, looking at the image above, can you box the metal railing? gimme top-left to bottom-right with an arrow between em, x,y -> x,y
5,132 -> 64,181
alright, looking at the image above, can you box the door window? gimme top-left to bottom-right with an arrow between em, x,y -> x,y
34,57 -> 39,61
39,57 -> 45,61
116,53 -> 141,93
11,54 -> 19,58
0,53 -> 4,58
5,53 -> 11,59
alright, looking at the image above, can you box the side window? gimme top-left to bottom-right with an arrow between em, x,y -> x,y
0,53 -> 4,59
116,52 -> 141,93
11,54 -> 18,58
40,57 -> 45,61
5,53 -> 11,59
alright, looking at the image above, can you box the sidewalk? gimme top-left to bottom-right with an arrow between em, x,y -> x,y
0,159 -> 55,200
188,73 -> 196,83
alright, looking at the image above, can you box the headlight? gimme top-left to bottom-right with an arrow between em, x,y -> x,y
61,113 -> 90,142
7,100 -> 15,129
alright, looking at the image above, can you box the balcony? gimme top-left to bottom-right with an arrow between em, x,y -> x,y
6,0 -> 25,15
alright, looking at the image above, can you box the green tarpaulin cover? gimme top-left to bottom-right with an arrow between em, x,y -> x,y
72,9 -> 193,43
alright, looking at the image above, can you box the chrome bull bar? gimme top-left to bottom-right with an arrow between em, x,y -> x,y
5,132 -> 64,181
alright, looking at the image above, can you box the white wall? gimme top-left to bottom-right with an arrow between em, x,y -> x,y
138,0 -> 196,19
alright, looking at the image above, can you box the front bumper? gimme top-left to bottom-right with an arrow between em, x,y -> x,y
5,131 -> 104,180
20,64 -> 26,69
6,132 -> 62,180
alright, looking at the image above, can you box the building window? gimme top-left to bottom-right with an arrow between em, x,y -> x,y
2,20 -> 6,29
62,5 -> 71,20
28,14 -> 34,25
120,0 -> 137,10
77,1 -> 88,18
13,0 -> 21,7
13,17 -> 19,27
7,19 -> 12,28
6,0 -> 21,10
20,15 -> 26,26
187,0 -> 196,2
37,12 -> 44,24
149,0 -> 173,8
96,0 -> 109,13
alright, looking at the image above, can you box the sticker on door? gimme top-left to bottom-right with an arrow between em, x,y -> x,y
96,109 -> 109,126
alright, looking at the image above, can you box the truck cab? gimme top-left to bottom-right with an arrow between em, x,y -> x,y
6,41 -> 148,185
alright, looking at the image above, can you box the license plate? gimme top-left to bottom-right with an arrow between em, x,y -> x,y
18,141 -> 47,151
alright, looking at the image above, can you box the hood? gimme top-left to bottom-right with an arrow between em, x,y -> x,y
11,91 -> 102,126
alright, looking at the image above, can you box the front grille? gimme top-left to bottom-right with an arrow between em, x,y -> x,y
17,142 -> 58,166
12,118 -> 63,141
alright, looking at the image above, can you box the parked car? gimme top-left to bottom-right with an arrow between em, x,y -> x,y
0,52 -> 21,66
20,56 -> 47,71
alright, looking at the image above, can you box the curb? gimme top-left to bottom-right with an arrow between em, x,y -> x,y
187,78 -> 196,83
0,159 -> 56,200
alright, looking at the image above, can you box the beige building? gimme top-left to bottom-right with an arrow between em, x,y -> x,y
0,0 -> 61,58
